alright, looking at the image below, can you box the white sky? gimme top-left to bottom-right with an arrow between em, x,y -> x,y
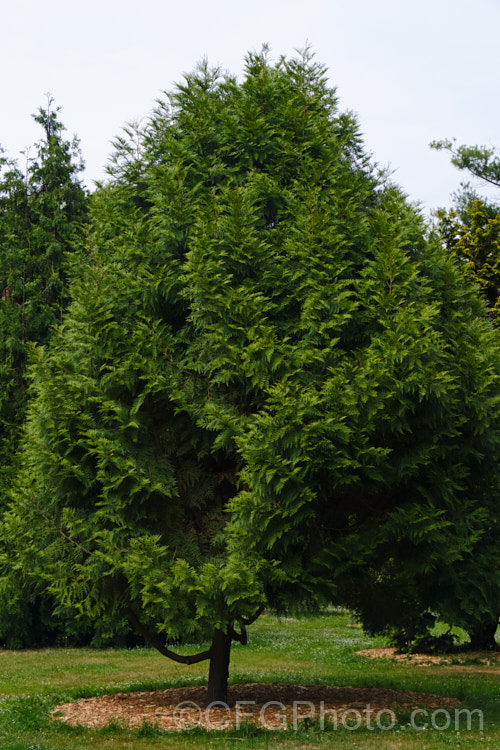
1,0 -> 499,212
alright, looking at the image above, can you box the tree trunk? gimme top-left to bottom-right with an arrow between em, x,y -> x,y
468,617 -> 499,650
207,628 -> 232,704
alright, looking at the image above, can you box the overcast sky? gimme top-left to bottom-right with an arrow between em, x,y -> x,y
2,0 -> 499,213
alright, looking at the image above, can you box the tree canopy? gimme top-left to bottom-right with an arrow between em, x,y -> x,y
0,98 -> 88,497
5,50 -> 500,699
0,99 -> 95,647
431,139 -> 500,325
435,199 -> 500,320
430,139 -> 500,190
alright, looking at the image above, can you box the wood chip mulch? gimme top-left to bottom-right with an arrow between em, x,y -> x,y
357,646 -> 500,666
51,682 -> 460,731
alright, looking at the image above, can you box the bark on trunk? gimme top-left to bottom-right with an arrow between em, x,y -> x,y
207,628 -> 232,704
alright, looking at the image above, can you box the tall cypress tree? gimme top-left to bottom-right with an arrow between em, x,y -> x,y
0,99 -> 89,646
5,51 -> 500,694
0,98 -> 88,496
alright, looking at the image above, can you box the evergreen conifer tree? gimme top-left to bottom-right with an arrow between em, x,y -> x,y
431,138 -> 500,318
435,199 -> 500,319
5,51 -> 500,695
0,98 -> 89,645
0,97 -> 88,494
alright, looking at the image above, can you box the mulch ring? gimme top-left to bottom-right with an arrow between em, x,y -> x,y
357,646 -> 500,666
51,682 -> 460,731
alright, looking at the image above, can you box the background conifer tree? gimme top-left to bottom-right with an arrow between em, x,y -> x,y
0,98 -> 90,646
0,97 -> 88,495
432,139 -> 500,322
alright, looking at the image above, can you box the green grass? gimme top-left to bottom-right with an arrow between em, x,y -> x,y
0,611 -> 497,749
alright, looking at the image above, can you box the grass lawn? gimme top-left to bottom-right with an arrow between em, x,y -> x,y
0,610 -> 497,749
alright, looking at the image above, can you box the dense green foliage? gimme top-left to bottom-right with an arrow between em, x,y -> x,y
431,140 -> 500,323
419,142 -> 500,648
0,103 -> 139,648
3,51 -> 500,684
435,199 -> 500,325
365,139 -> 500,648
0,101 -> 92,646
0,99 -> 88,495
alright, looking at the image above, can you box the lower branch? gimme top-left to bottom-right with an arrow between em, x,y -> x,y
126,607 -> 211,665
231,605 -> 266,645
230,625 -> 247,645
241,605 -> 265,627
